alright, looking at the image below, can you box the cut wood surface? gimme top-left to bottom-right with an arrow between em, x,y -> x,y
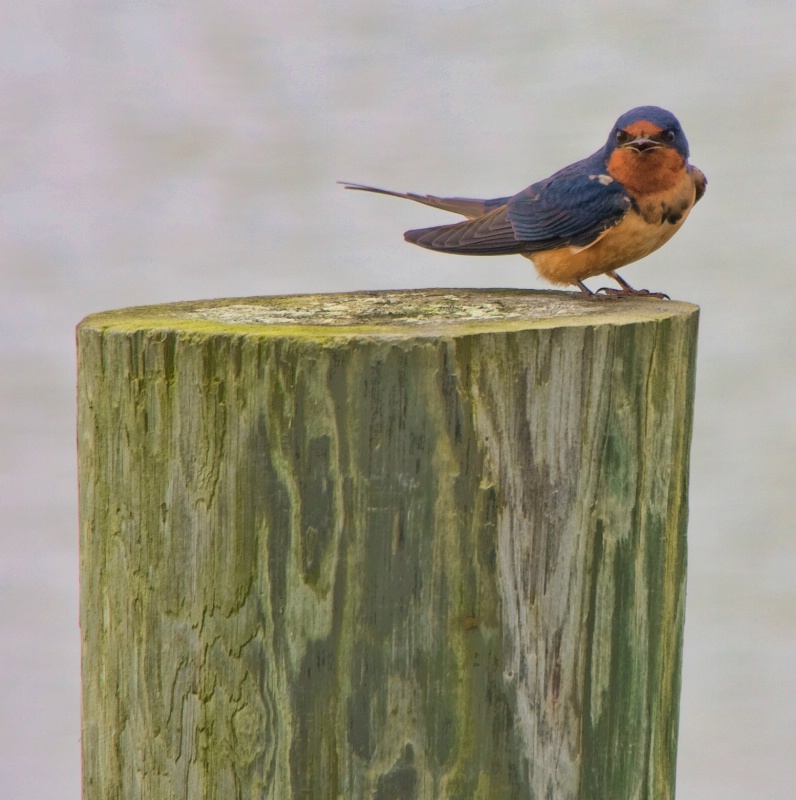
77,288 -> 699,800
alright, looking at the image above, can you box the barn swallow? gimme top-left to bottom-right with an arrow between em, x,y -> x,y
341,106 -> 706,298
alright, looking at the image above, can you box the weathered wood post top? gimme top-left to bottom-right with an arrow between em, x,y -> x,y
78,288 -> 698,800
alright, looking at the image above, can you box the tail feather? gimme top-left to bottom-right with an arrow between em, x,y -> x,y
339,181 -> 506,220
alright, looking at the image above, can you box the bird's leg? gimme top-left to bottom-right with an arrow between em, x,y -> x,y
596,271 -> 670,299
576,280 -> 599,299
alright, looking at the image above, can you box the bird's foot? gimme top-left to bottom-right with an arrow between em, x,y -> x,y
576,281 -> 602,300
597,272 -> 670,299
595,286 -> 670,300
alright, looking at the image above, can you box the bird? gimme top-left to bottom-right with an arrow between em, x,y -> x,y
341,106 -> 706,298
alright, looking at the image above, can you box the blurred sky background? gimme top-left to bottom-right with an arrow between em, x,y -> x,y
1,1 -> 795,798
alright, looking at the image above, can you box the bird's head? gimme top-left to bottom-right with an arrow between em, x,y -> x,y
606,106 -> 690,160
604,106 -> 691,194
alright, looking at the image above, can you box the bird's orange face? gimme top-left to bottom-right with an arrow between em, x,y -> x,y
607,120 -> 686,196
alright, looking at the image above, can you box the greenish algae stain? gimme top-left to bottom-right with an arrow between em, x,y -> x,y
578,313 -> 697,800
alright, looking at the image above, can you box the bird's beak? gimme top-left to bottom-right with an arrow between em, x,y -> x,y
622,137 -> 661,153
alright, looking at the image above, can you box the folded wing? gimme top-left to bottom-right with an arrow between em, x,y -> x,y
405,156 -> 633,256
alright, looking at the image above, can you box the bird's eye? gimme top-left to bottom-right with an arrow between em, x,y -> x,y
665,130 -> 676,143
616,130 -> 632,145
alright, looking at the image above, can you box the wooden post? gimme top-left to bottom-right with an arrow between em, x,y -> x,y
77,288 -> 698,800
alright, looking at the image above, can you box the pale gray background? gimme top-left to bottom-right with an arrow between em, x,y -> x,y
1,2 -> 795,798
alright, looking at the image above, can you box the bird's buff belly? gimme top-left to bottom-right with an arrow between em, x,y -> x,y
527,209 -> 691,285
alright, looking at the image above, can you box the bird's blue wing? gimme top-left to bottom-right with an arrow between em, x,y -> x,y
404,154 -> 631,255
506,157 -> 631,250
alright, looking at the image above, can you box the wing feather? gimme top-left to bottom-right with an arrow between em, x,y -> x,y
506,157 -> 631,247
402,155 -> 632,256
405,205 -> 524,254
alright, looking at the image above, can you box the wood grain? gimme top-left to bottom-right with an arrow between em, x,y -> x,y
77,289 -> 698,799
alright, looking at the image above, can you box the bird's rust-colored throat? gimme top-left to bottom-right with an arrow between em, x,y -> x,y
607,146 -> 686,196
